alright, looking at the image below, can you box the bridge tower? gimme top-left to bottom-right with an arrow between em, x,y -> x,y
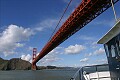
32,48 -> 37,70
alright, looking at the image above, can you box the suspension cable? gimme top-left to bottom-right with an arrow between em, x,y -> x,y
111,0 -> 117,22
48,0 -> 73,42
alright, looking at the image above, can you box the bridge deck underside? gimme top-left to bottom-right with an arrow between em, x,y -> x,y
32,0 -> 119,64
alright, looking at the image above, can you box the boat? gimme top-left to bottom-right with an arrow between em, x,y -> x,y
71,20 -> 120,80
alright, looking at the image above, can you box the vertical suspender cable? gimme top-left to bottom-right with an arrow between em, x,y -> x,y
111,0 -> 117,22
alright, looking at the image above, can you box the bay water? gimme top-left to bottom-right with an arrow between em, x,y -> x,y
0,69 -> 77,80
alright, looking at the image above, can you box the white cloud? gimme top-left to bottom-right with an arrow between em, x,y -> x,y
65,44 -> 86,54
15,43 -> 24,47
85,48 -> 105,57
81,64 -> 92,67
34,15 -> 69,33
91,42 -> 98,49
96,59 -> 108,64
37,44 -> 85,65
85,53 -> 93,57
80,58 -> 89,62
0,24 -> 34,56
39,48 -> 63,65
34,19 -> 58,32
94,48 -> 105,55
34,27 -> 43,32
21,54 -> 32,62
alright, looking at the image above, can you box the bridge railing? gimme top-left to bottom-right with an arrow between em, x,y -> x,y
70,64 -> 111,80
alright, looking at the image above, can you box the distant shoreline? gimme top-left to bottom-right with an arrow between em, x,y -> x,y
0,57 -> 78,70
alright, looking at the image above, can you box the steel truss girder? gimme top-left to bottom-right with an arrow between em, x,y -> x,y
32,0 -> 119,64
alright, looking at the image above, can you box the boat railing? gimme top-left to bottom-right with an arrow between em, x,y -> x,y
70,64 -> 111,80
70,67 -> 83,80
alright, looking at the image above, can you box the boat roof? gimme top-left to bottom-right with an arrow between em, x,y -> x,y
97,19 -> 120,44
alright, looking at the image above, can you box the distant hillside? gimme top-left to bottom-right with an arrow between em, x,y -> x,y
0,57 -> 9,70
0,57 -> 77,70
0,57 -> 31,70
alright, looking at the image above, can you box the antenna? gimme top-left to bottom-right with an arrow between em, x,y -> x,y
111,0 -> 117,22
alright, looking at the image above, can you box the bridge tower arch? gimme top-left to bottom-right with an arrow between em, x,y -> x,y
32,48 -> 37,70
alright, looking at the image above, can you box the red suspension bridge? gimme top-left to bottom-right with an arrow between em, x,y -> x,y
32,0 -> 119,70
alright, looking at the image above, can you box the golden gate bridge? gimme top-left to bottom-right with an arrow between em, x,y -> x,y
31,0 -> 119,70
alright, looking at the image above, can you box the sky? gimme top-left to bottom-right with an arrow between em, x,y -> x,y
0,0 -> 120,67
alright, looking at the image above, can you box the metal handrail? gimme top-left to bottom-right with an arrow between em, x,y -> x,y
83,71 -> 89,80
70,67 -> 83,80
70,64 -> 110,80
90,77 -> 111,80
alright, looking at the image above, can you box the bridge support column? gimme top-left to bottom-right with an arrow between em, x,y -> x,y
31,48 -> 37,70
32,63 -> 37,70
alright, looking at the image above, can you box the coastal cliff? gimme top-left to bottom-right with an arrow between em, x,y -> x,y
0,58 -> 31,70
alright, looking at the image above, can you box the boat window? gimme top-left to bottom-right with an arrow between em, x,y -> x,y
119,41 -> 120,47
104,44 -> 109,57
116,42 -> 120,56
118,41 -> 120,56
111,45 -> 116,57
97,65 -> 109,72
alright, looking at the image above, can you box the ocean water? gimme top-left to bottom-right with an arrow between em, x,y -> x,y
0,69 -> 77,80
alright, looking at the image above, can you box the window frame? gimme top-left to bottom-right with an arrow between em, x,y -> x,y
111,45 -> 116,57
104,44 -> 110,57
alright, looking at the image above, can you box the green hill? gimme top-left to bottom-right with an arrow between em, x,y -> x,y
0,57 -> 31,70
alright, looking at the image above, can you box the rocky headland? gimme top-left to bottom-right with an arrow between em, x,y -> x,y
0,57 -> 31,70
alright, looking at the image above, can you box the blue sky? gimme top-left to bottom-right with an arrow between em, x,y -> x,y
0,0 -> 120,67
